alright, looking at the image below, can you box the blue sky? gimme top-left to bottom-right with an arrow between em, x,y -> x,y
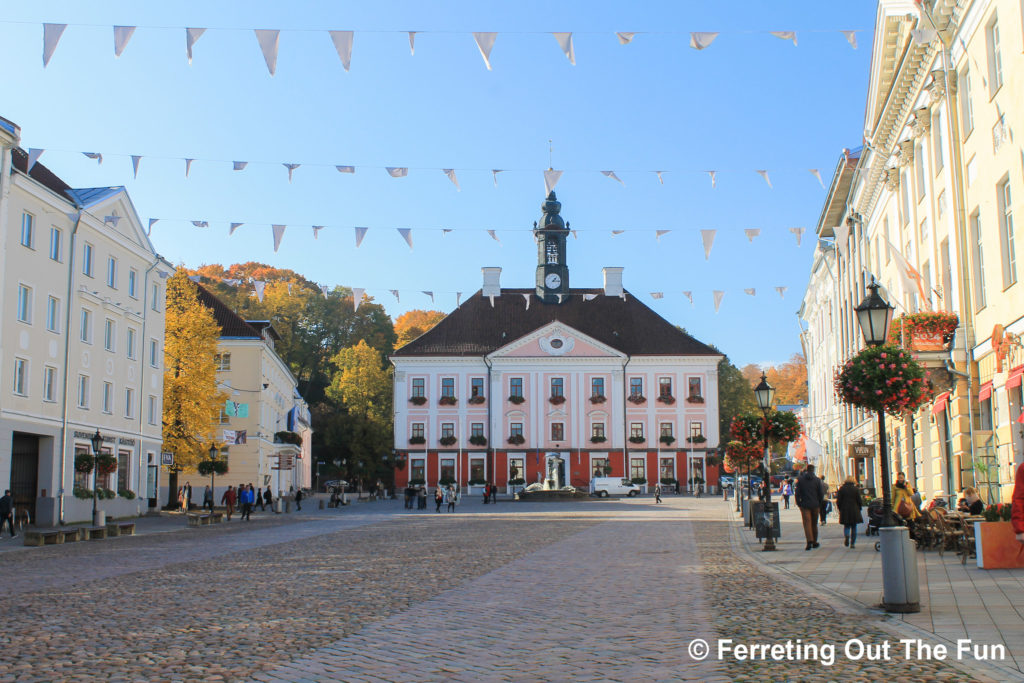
1,1 -> 877,369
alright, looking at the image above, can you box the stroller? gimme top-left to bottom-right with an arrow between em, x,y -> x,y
866,498 -> 884,536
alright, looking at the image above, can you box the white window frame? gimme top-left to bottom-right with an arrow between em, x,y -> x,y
126,327 -> 137,359
128,268 -> 138,298
47,295 -> 60,333
986,15 -> 1003,95
80,308 -> 93,343
49,226 -> 62,262
106,256 -> 118,289
78,374 -> 90,409
102,381 -> 113,414
13,358 -> 28,396
16,284 -> 32,323
125,387 -> 135,418
43,365 -> 57,402
20,212 -> 34,248
998,177 -> 1017,288
971,210 -> 987,310
83,242 -> 94,277
147,395 -> 158,425
149,339 -> 159,367
959,66 -> 973,137
151,283 -> 160,311
104,319 -> 116,352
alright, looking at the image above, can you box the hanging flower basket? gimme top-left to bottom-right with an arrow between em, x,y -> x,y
274,430 -> 302,445
627,395 -> 647,405
686,435 -> 707,444
628,436 -> 646,444
725,441 -> 762,472
508,395 -> 526,405
75,454 -> 95,474
197,459 -> 229,476
438,396 -> 458,406
549,395 -> 566,405
96,453 -> 118,476
590,436 -> 607,443
657,395 -> 676,405
834,344 -> 931,415
887,312 -> 958,351
409,396 -> 427,406
589,395 -> 607,404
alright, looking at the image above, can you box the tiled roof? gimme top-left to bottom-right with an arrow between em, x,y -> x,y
194,283 -> 261,339
10,147 -> 72,197
392,288 -> 722,358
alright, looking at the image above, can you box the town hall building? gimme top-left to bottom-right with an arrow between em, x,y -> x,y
391,193 -> 723,493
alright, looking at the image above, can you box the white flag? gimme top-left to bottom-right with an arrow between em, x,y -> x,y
552,32 -> 575,65
272,225 -> 286,252
487,230 -> 501,244
386,167 -> 408,178
611,230 -> 625,237
229,222 -> 243,235
840,30 -> 858,49
700,229 -> 716,260
442,229 -> 452,235
312,225 -> 323,239
544,169 -> 563,195
601,170 -> 624,186
583,293 -> 598,301
147,218 -> 158,234
355,226 -> 368,247
770,31 -> 797,46
83,152 -> 102,164
320,284 -> 328,298
775,286 -> 788,298
352,287 -> 365,311
744,228 -> 760,242
389,289 -> 400,302
473,32 -> 497,70
43,23 -> 67,67
27,148 -> 44,171
650,292 -> 664,300
254,29 -> 280,75
283,163 -> 300,182
223,278 -> 240,287
522,293 -> 531,310
616,32 -> 635,45
744,288 -> 756,296
186,28 -> 206,64
131,155 -> 142,179
233,161 -> 247,171
397,228 -> 413,250
683,291 -> 693,306
456,292 -> 463,307
188,275 -> 201,283
336,165 -> 355,174
443,168 -> 460,191
656,230 -> 671,242
654,171 -> 664,185
756,169 -> 772,188
329,30 -> 354,71
810,168 -> 824,188
713,290 -> 724,313
113,26 -> 136,57
253,281 -> 267,302
707,170 -> 716,188
690,32 -> 719,50
491,169 -> 503,186
790,227 -> 806,246
423,291 -> 434,303
185,158 -> 194,177
571,230 -> 578,239
191,220 -> 209,228
408,32 -> 417,55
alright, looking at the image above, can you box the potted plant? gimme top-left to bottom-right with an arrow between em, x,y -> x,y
549,395 -> 566,405
274,430 -> 303,445
627,394 -> 647,405
118,489 -> 136,500
887,311 -> 959,351
974,503 -> 1024,569
602,464 -> 613,475
660,477 -> 678,486
439,435 -> 457,446
468,395 -> 486,405
686,395 -> 705,404
507,434 -> 526,445
508,395 -> 526,405
628,436 -> 646,444
409,396 -> 428,406
469,435 -> 488,446
590,436 -> 607,444
438,396 -> 458,406
686,435 -> 707,444
657,395 -> 676,405
409,435 -> 426,445
589,395 -> 607,404
73,487 -> 93,500
659,435 -> 676,446
631,477 -> 647,485
409,477 -> 426,486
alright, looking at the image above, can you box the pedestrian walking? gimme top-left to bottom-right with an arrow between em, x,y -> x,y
242,484 -> 254,520
836,475 -> 863,549
181,482 -> 192,512
483,484 -> 490,505
654,483 -> 662,504
255,487 -> 264,511
177,486 -> 184,511
434,487 -> 444,513
696,482 -> 704,498
795,464 -> 825,550
264,486 -> 274,512
781,479 -> 793,510
295,488 -> 303,511
203,485 -> 214,512
0,489 -> 16,538
446,486 -> 457,513
490,483 -> 499,503
221,485 -> 236,521
819,483 -> 831,524
418,485 -> 427,510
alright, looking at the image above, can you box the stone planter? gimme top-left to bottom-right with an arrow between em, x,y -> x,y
974,521 -> 1024,569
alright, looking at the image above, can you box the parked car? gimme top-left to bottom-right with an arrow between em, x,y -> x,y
719,476 -> 735,488
323,479 -> 349,493
591,477 -> 642,497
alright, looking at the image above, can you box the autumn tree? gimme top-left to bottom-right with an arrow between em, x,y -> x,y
741,353 -> 808,405
162,271 -> 226,506
718,357 -> 757,445
395,309 -> 446,347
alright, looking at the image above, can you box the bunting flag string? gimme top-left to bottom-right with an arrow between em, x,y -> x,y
443,168 -> 460,191
351,287 -> 365,311
543,169 -> 562,195
601,170 -> 624,186
30,22 -> 865,70
283,163 -> 300,182
229,222 -> 243,235
253,280 -> 267,303
397,228 -> 413,250
700,229 -> 716,260
131,155 -> 142,178
354,226 -> 368,247
713,290 -> 725,313
744,228 -> 760,242
272,224 -> 286,252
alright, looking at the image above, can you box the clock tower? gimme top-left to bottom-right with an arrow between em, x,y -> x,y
534,191 -> 570,303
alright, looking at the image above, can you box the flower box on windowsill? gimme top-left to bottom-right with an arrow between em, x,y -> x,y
686,436 -> 707,444
409,396 -> 427,406
657,395 -> 676,405
628,436 -> 646,444
659,436 -> 676,445
887,311 -> 958,351
627,395 -> 646,405
438,396 -> 458,406
589,395 -> 607,404
549,395 -> 566,405
439,436 -> 457,446
468,396 -> 486,405
469,435 -> 488,446
508,395 -> 526,405
590,436 -> 607,444
685,396 -> 705,404
409,436 -> 426,445
507,435 -> 525,445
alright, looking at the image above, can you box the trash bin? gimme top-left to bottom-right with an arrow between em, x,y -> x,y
93,510 -> 106,527
879,526 -> 920,612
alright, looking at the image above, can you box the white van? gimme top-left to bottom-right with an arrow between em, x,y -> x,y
591,477 -> 641,497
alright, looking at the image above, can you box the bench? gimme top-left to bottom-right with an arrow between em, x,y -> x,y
187,513 -> 212,527
86,526 -> 107,540
210,512 -> 223,524
107,521 -> 136,537
22,530 -> 62,546
58,527 -> 82,543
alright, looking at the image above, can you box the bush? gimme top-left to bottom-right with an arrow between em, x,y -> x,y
983,503 -> 1012,522
118,489 -> 136,500
469,435 -> 488,446
508,395 -> 525,404
631,477 -> 647,485
73,487 -> 93,500
274,431 -> 302,446
439,436 -> 457,446
197,459 -> 229,476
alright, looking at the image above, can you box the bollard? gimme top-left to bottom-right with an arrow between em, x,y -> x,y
285,500 -> 291,513
879,526 -> 921,612
319,499 -> 325,510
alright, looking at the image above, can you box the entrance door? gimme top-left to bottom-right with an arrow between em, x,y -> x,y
10,433 -> 39,523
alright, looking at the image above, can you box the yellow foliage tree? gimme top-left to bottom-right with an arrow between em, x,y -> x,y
395,309 -> 446,347
327,340 -> 393,471
162,271 -> 226,474
741,353 -> 808,405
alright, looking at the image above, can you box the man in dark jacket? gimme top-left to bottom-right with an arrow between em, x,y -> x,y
0,490 -> 15,538
795,465 -> 825,550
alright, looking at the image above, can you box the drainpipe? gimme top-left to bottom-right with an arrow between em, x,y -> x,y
621,355 -> 631,478
58,209 -> 84,525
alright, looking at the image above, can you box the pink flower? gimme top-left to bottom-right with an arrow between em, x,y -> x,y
880,352 -> 887,359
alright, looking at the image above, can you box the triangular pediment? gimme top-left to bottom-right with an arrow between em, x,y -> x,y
77,188 -> 157,255
488,321 -> 626,360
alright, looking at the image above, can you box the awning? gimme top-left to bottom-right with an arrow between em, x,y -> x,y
1007,365 -> 1024,389
978,381 -> 993,402
931,391 -> 950,415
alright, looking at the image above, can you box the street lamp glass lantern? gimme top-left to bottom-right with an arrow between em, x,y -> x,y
209,443 -> 217,460
855,281 -> 894,347
754,372 -> 775,411
90,429 -> 103,455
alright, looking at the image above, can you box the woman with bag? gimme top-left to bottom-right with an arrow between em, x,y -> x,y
892,472 -> 920,521
836,475 -> 863,548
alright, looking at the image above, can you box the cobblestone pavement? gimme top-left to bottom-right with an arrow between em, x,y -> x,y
0,497 -> 1005,682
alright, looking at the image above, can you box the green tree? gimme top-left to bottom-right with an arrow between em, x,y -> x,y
718,356 -> 757,444
327,340 -> 394,484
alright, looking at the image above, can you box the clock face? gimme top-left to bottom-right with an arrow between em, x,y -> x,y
545,273 -> 562,289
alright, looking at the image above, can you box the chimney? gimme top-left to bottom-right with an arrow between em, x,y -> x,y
482,267 -> 502,297
602,267 -> 624,297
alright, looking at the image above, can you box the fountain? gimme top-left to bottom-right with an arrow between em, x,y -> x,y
514,454 -> 591,501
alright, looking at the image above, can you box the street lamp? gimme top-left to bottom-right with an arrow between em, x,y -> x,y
855,280 -> 895,526
208,443 -> 218,495
90,429 -> 104,526
754,372 -> 777,551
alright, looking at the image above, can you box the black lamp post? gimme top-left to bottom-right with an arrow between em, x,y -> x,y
753,372 -> 777,551
208,443 -> 218,495
90,428 -> 104,525
855,280 -> 896,526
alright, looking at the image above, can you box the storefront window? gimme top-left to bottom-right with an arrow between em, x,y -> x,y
410,459 -> 425,482
630,458 -> 645,480
509,458 -> 524,483
470,458 -> 485,482
592,457 -> 607,478
660,458 -> 674,481
439,458 -> 456,483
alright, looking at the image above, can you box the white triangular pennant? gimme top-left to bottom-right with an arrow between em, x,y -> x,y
312,226 -> 323,239
354,226 -> 368,248
352,288 -> 365,311
650,292 -> 664,300
185,158 -> 194,177
83,152 -> 102,164
389,289 -> 400,302
611,230 -> 625,236
584,293 -> 598,301
701,229 -> 716,260
571,230 -> 578,239
544,169 -> 563,195
131,155 -> 142,179
253,281 -> 267,303
690,32 -> 719,50
186,28 -> 206,64
487,230 -> 501,244
191,220 -> 209,228
601,170 -> 624,186
423,291 -> 434,303
756,170 -> 772,188
770,31 -> 797,46
229,222 -> 243,235
472,32 -> 497,70
810,169 -> 824,188
454,292 -> 461,307
441,229 -> 452,235
329,30 -> 354,71
336,165 -> 355,174
408,32 -> 417,55
113,26 -> 136,57
443,168 -> 460,191
254,29 -> 280,75
319,285 -> 328,299
707,170 -> 716,188
272,224 -> 286,252
552,32 -> 575,65
387,167 -> 408,178
655,230 -> 671,242
840,30 -> 858,49
43,23 -> 67,67
654,171 -> 664,185
790,227 -> 806,246
713,290 -> 724,313
683,291 -> 693,306
522,293 -> 531,310
147,218 -> 158,235
397,228 -> 413,250
488,295 -> 495,307
283,163 -> 300,182
233,161 -> 247,171
27,148 -> 44,171
188,275 -> 201,283
744,288 -> 756,296
744,228 -> 760,242
616,32 -> 635,45
223,279 -> 241,287
775,286 -> 788,299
